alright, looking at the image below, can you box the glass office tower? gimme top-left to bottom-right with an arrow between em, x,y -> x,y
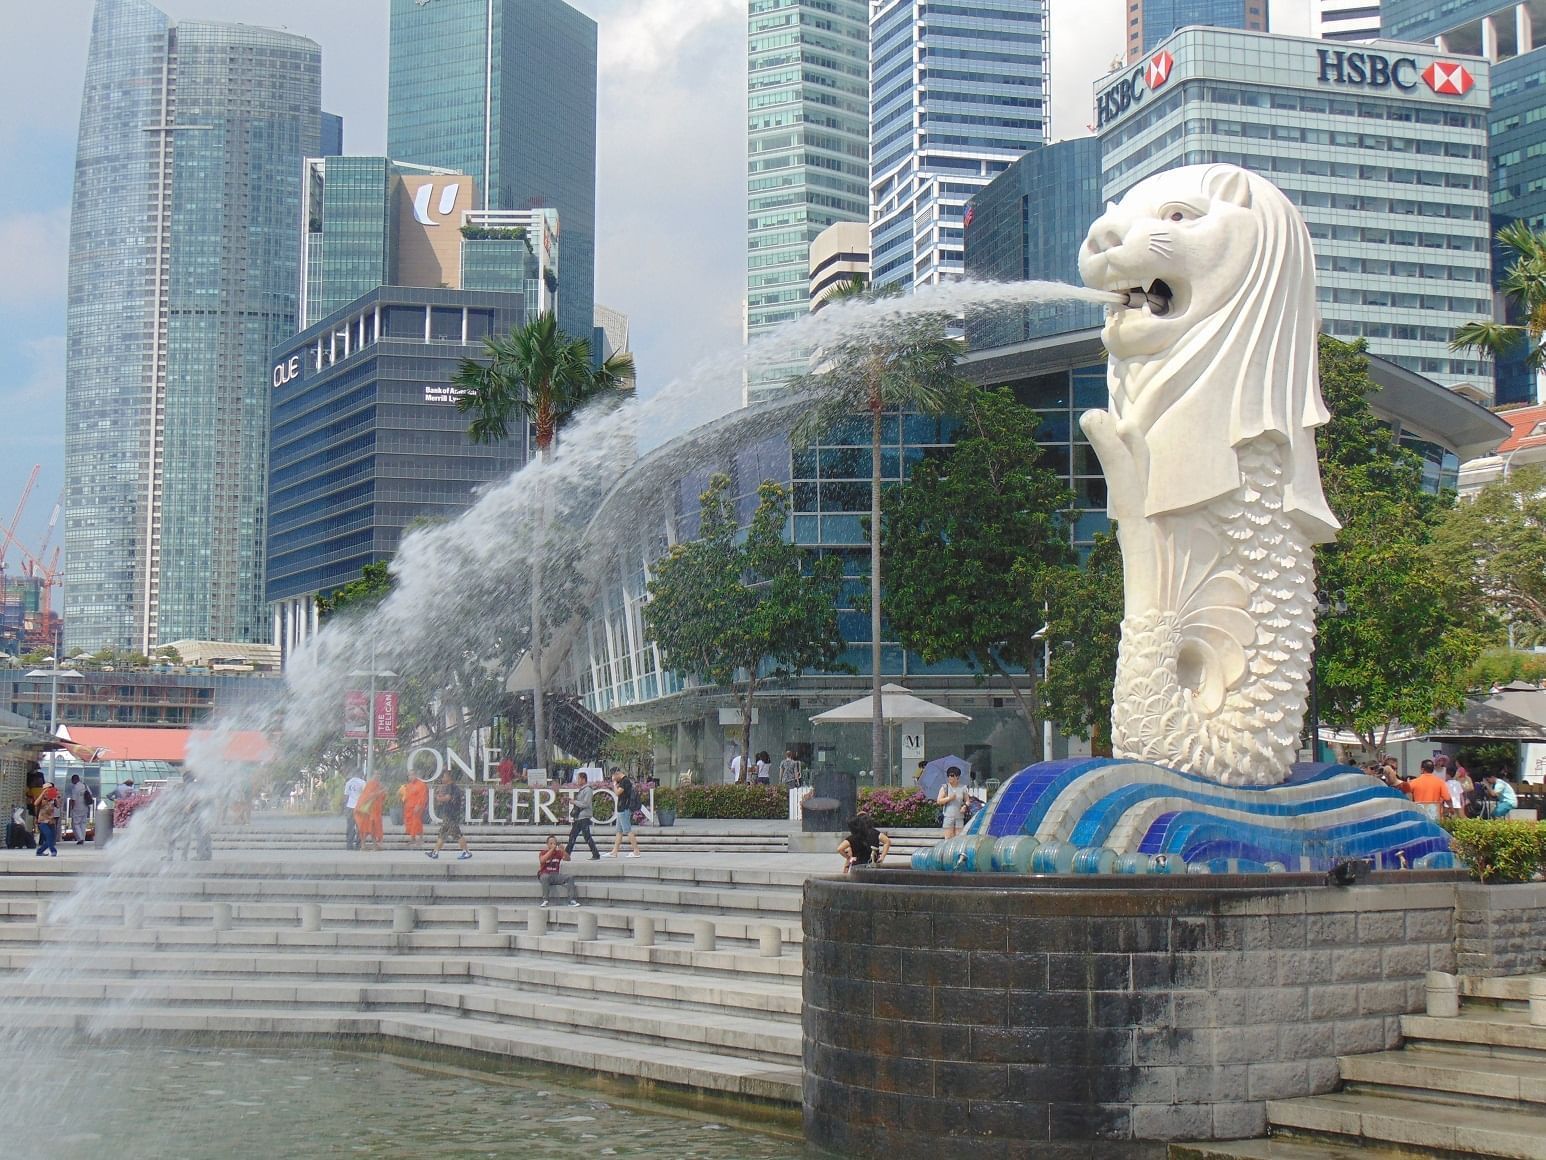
1127,0 -> 1268,58
1384,0 -> 1546,402
869,0 -> 1048,292
745,0 -> 871,377
386,0 -> 596,345
1099,26 -> 1492,394
65,0 -> 322,653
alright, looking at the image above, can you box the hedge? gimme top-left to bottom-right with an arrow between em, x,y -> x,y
1441,816 -> 1546,883
857,787 -> 939,828
653,784 -> 785,820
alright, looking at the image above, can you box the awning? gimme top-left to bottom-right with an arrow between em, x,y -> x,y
809,684 -> 972,725
1423,696 -> 1546,742
56,726 -> 275,764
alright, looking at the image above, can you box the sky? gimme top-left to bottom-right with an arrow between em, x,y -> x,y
0,0 -> 1124,556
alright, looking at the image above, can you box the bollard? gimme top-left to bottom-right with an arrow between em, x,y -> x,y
123,902 -> 143,929
1425,970 -> 1460,1018
577,911 -> 598,941
757,923 -> 781,958
300,903 -> 322,932
392,904 -> 416,934
634,916 -> 655,947
1531,977 -> 1546,1027
528,906 -> 549,935
692,919 -> 716,952
476,905 -> 497,934
94,803 -> 113,847
211,902 -> 232,932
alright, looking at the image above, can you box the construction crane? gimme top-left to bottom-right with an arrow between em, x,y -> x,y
0,465 -> 39,573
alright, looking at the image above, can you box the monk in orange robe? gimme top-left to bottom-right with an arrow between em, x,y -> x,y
398,777 -> 428,848
355,774 -> 386,851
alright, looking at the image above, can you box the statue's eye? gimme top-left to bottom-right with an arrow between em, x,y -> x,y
1169,211 -> 1184,222
1159,203 -> 1196,223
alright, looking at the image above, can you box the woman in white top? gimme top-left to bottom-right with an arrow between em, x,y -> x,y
937,766 -> 970,837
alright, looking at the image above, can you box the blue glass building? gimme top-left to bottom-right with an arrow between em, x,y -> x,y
1384,0 -> 1546,404
963,137 -> 1105,347
386,0 -> 596,346
65,0 -> 323,654
869,0 -> 1048,292
1126,0 -> 1268,58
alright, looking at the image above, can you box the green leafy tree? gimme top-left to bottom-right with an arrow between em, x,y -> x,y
644,474 -> 845,770
788,281 -> 969,777
316,562 -> 393,620
1451,221 -> 1546,371
1041,532 -> 1124,756
1313,337 -> 1485,748
1434,465 -> 1546,647
879,387 -> 1074,741
452,312 -> 634,771
600,725 -> 657,779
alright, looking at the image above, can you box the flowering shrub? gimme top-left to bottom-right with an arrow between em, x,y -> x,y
857,787 -> 939,828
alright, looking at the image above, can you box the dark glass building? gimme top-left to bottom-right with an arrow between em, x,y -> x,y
963,137 -> 1105,348
266,288 -> 530,651
386,0 -> 596,345
65,0 -> 323,654
1127,0 -> 1268,58
1384,0 -> 1546,404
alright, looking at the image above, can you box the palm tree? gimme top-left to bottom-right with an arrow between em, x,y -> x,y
453,312 -> 635,773
1451,221 -> 1546,375
789,279 -> 969,783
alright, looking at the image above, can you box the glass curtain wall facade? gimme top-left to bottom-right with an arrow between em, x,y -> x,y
963,137 -> 1105,347
1098,27 -> 1492,393
1127,0 -> 1268,58
746,0 -> 870,399
65,0 -> 322,654
386,0 -> 596,345
1383,1 -> 1546,402
869,0 -> 1048,292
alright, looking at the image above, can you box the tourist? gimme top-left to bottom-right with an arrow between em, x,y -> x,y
565,770 -> 601,859
1444,766 -> 1467,820
497,754 -> 515,788
779,749 -> 803,788
107,777 -> 135,803
1393,759 -> 1448,819
426,773 -> 471,860
537,835 -> 580,907
343,771 -> 366,850
602,767 -> 642,859
937,766 -> 970,838
1482,773 -> 1518,820
66,774 -> 92,845
729,750 -> 745,784
399,776 -> 428,849
838,815 -> 890,872
754,751 -> 772,784
355,771 -> 386,852
34,784 -> 59,858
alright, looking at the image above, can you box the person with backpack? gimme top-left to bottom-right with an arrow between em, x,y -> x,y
426,773 -> 471,860
601,767 -> 642,859
779,749 -> 803,788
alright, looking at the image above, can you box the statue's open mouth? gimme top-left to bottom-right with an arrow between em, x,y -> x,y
1123,279 -> 1174,316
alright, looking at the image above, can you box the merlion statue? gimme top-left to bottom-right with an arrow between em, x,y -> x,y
1077,164 -> 1340,786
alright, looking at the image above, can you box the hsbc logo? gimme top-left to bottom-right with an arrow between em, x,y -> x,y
1096,50 -> 1175,129
1423,60 -> 1474,95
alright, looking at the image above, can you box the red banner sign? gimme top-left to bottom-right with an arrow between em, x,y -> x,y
344,691 -> 399,739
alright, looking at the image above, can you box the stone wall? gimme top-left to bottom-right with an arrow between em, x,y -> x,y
803,872 -> 1461,1160
1455,881 -> 1546,978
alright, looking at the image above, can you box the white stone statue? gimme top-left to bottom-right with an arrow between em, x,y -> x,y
1077,164 -> 1340,786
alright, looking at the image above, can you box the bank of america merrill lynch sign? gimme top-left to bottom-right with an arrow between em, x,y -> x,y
1096,45 -> 1476,129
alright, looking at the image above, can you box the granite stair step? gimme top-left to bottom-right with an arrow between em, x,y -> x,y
1400,1008 -> 1546,1058
1339,1047 -> 1546,1108
1170,1139 -> 1436,1159
1266,1089 -> 1546,1158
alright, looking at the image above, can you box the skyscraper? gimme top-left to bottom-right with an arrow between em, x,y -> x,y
869,1 -> 1048,292
386,0 -> 597,344
1126,0 -> 1268,59
745,0 -> 870,395
1317,1 -> 1381,40
65,0 -> 323,653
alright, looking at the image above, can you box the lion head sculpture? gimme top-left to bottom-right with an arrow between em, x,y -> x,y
1078,164 -> 1339,541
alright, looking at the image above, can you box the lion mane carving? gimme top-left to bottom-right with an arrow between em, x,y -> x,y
1077,164 -> 1340,786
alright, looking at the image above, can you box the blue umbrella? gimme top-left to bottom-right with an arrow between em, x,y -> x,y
917,754 -> 970,800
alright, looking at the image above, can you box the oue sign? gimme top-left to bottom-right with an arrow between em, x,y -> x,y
272,355 -> 301,388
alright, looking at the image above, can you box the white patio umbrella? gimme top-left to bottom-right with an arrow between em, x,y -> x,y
810,685 -> 970,785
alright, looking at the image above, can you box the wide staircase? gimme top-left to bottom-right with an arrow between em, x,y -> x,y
1176,973 -> 1546,1159
0,848 -> 815,1106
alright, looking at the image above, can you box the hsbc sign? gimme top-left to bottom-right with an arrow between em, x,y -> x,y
1096,50 -> 1174,128
1317,48 -> 1475,96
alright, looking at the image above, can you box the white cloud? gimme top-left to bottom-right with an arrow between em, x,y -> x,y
589,0 -> 742,73
0,210 -> 70,308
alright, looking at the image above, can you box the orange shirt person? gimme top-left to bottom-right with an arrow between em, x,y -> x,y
355,775 -> 387,851
1394,759 -> 1449,817
399,778 -> 428,848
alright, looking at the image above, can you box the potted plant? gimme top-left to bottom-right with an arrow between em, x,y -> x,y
655,787 -> 677,827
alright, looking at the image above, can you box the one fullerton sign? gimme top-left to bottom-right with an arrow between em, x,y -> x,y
406,743 -> 654,827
